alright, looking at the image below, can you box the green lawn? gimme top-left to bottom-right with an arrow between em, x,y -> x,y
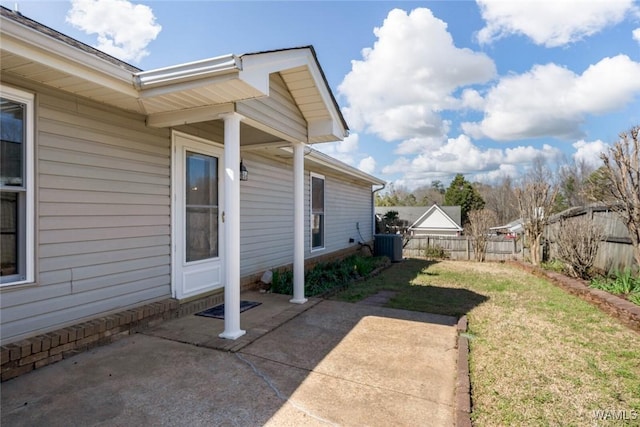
334,259 -> 640,426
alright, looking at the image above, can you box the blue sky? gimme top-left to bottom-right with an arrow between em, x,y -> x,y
4,0 -> 640,189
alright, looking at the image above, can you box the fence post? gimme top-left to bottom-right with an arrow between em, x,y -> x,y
466,237 -> 470,260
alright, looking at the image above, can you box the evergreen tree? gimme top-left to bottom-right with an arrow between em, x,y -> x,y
444,174 -> 485,225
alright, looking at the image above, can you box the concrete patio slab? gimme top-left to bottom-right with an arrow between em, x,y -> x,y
241,301 -> 458,426
1,298 -> 459,427
144,291 -> 322,352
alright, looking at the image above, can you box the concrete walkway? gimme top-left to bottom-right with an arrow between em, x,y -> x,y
1,293 -> 458,426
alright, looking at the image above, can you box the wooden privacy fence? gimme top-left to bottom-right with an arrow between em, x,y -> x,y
403,235 -> 523,261
544,205 -> 637,272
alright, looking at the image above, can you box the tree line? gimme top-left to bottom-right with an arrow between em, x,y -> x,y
376,125 -> 640,271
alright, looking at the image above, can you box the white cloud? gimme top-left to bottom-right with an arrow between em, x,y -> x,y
381,134 -> 562,189
462,55 -> 640,141
315,133 -> 359,166
474,164 -> 519,184
395,136 -> 445,155
634,28 -> 640,44
358,156 -> 377,175
460,89 -> 486,110
336,133 -> 359,154
66,0 -> 161,63
339,8 -> 495,142
572,139 -> 608,168
476,0 -> 635,47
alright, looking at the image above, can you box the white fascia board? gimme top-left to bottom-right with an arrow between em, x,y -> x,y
134,55 -> 241,90
308,118 -> 348,142
239,49 -> 311,94
305,148 -> 385,185
0,17 -> 137,97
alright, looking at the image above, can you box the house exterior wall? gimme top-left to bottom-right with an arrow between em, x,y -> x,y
322,173 -> 374,254
238,153 -> 374,278
1,76 -> 173,345
1,76 -> 377,345
239,153 -> 295,277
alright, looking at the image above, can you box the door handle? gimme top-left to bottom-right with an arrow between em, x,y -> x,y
221,211 -> 225,223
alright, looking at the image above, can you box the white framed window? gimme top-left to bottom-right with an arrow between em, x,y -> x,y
1,85 -> 34,285
310,172 -> 324,251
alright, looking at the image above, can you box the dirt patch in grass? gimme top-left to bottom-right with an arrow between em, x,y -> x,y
334,259 -> 640,426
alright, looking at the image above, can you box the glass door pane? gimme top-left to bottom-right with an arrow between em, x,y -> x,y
185,151 -> 218,262
1,98 -> 25,187
0,192 -> 18,276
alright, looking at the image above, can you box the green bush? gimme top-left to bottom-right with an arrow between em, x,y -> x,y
541,259 -> 566,274
424,245 -> 448,259
590,268 -> 640,305
629,291 -> 640,306
270,269 -> 293,295
270,255 -> 388,297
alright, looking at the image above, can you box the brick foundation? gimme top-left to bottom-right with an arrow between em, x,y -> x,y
1,299 -> 180,382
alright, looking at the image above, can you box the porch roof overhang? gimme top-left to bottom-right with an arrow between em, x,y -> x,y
0,7 -> 348,144
302,147 -> 385,186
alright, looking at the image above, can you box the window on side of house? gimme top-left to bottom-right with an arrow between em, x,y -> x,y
1,85 -> 34,285
310,173 -> 325,251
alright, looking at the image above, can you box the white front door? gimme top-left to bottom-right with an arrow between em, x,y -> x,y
172,131 -> 224,300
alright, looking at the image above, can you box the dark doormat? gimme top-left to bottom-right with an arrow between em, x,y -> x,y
195,301 -> 262,319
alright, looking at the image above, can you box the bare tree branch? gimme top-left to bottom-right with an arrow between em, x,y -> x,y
515,157 -> 559,266
599,125 -> 640,267
467,209 -> 498,262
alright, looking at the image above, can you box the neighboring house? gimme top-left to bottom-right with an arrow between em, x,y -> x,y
408,204 -> 463,236
0,7 -> 385,347
489,219 -> 524,238
375,204 -> 463,236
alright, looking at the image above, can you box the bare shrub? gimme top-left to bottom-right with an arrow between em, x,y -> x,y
554,215 -> 604,279
467,209 -> 498,262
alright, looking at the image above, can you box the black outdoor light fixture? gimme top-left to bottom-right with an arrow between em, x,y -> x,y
240,159 -> 248,181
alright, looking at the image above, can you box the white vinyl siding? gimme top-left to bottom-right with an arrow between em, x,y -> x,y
239,154 -> 294,277
239,156 -> 375,277
323,174 -> 374,253
0,82 -> 172,344
237,73 -> 307,143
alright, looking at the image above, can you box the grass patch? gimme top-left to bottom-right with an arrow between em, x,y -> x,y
333,259 -> 640,426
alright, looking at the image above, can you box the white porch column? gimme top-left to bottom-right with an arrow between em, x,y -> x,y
219,112 -> 246,340
290,141 -> 307,304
